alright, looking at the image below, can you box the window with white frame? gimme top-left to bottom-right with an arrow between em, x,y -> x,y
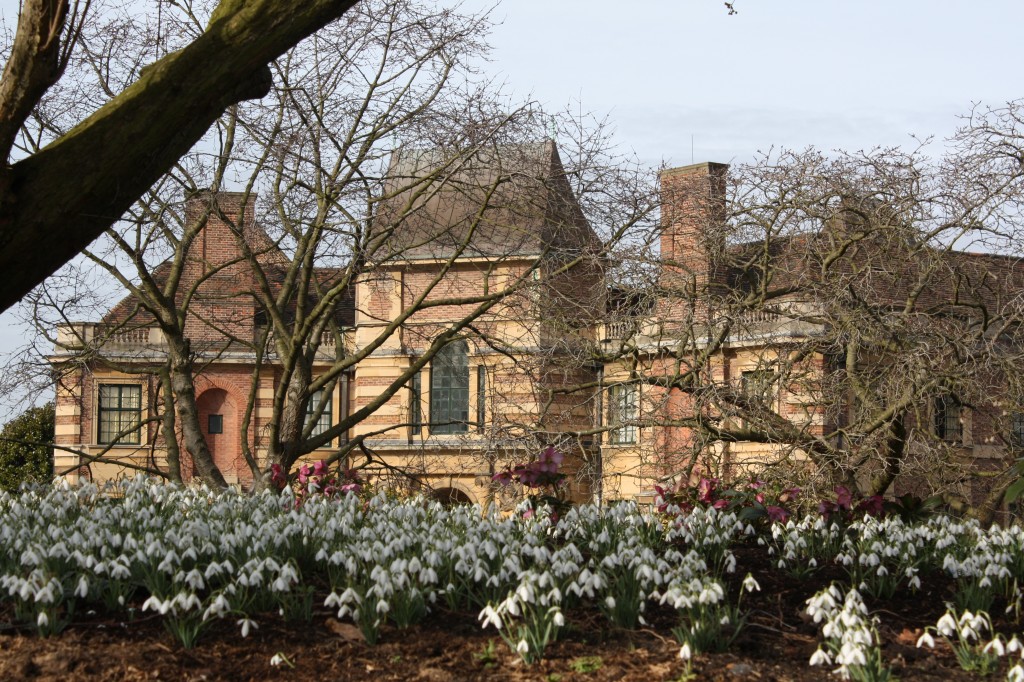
608,383 -> 638,444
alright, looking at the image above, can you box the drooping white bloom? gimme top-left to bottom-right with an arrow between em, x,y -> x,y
742,574 -> 760,593
478,605 -> 502,630
936,612 -> 957,637
809,648 -> 831,666
983,637 -> 1006,657
916,631 -> 935,648
237,618 -> 258,637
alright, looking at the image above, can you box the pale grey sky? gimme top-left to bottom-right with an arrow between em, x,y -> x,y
2,0 -> 1023,421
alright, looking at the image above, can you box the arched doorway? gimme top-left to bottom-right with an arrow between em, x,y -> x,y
195,388 -> 246,486
432,486 -> 475,507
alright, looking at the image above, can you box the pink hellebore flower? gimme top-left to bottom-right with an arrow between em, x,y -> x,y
766,505 -> 790,523
311,460 -> 329,478
539,446 -> 564,467
856,495 -> 885,517
269,463 -> 287,490
492,471 -> 514,486
697,477 -> 718,504
780,487 -> 801,503
297,464 -> 312,485
835,486 -> 853,510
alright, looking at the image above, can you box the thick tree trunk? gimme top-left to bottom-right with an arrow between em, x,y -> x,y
270,360 -> 313,474
158,368 -> 183,485
166,334 -> 227,489
0,0 -> 69,159
0,0 -> 360,312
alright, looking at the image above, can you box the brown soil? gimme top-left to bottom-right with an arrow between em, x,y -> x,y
0,545 -> 1000,681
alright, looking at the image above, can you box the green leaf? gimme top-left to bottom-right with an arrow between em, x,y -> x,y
1005,477 -> 1024,504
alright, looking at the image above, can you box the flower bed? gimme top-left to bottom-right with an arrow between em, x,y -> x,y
2,479 -> 1024,680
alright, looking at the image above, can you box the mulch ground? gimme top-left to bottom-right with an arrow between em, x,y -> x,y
0,544 -> 1002,681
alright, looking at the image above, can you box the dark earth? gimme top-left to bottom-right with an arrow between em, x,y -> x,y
0,545 -> 1005,681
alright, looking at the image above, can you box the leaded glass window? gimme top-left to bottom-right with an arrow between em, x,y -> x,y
430,341 -> 469,434
608,383 -> 638,444
934,395 -> 961,443
306,388 -> 332,438
98,384 -> 142,444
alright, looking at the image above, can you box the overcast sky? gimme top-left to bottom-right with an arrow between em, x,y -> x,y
2,0 -> 1023,422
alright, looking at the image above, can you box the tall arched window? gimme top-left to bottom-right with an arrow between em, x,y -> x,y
430,340 -> 469,434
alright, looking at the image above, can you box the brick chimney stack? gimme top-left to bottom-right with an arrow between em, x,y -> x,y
182,191 -> 260,343
658,162 -> 728,327
184,191 -> 258,274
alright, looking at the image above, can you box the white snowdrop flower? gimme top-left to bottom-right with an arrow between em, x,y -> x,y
837,641 -> 867,667
478,605 -> 502,630
237,618 -> 258,637
270,653 -> 286,667
983,638 -> 1006,657
1008,636 -> 1023,654
75,575 -> 89,598
678,643 -> 692,661
809,648 -> 831,666
916,632 -> 935,648
376,600 -> 390,615
742,574 -> 760,593
36,611 -> 48,629
605,596 -> 616,610
184,568 -> 205,591
1009,664 -> 1024,682
936,613 -> 957,637
516,640 -> 530,656
552,609 -> 565,627
141,595 -> 167,615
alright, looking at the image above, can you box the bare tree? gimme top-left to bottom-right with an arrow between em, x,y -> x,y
36,0 -> 648,497
0,0 -> 395,312
589,110 -> 1024,520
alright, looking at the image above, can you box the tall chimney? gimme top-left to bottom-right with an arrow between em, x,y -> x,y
657,162 -> 728,327
184,191 -> 258,273
182,191 -> 260,343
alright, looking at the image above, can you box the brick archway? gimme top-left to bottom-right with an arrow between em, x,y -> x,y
195,387 -> 249,487
431,486 -> 476,506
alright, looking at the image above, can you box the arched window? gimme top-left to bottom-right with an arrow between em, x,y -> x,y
430,340 -> 469,434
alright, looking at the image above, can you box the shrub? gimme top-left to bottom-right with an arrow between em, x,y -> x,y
0,403 -> 54,492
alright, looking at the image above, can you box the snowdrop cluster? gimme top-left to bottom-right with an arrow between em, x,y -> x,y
5,476 -> 1024,674
806,584 -> 891,681
918,608 -> 1024,678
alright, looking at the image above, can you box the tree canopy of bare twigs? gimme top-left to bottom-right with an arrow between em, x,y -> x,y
0,0 -> 379,313
24,0 -> 655,494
